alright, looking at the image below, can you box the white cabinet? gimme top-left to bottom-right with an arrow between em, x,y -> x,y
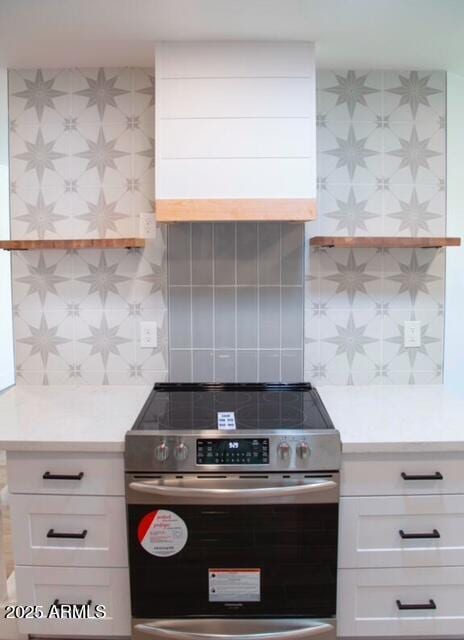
10,494 -> 127,567
338,567 -> 464,637
341,453 -> 463,496
15,566 -> 130,637
7,451 -> 125,496
338,452 -> 464,638
7,450 -> 129,637
339,494 -> 464,568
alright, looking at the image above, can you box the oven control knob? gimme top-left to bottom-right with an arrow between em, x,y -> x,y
277,441 -> 291,462
297,441 -> 311,460
154,441 -> 169,462
174,442 -> 189,461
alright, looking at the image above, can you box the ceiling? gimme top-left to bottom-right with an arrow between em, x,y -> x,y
0,0 -> 463,72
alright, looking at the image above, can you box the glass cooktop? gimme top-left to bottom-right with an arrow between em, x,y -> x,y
131,383 -> 334,432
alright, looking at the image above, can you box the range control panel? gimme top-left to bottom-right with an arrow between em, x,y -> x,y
197,438 -> 269,465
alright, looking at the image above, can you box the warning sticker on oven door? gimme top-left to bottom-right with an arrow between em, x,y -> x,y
208,569 -> 261,602
137,510 -> 188,557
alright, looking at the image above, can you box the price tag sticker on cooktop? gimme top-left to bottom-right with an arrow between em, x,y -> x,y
217,412 -> 236,430
208,569 -> 261,602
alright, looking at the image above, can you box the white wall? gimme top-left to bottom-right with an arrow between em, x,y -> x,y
0,68 -> 15,391
444,72 -> 464,392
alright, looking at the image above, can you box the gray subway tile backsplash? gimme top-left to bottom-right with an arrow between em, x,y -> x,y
258,223 -> 281,285
259,286 -> 281,349
281,224 -> 304,285
169,286 -> 191,348
167,222 -> 304,383
192,286 -> 214,348
168,224 -> 191,286
192,350 -> 214,382
259,350 -> 281,382
192,224 -> 213,285
237,350 -> 258,382
214,223 -> 236,285
237,287 -> 258,348
236,223 -> 258,285
215,350 -> 236,382
281,350 -> 303,382
281,287 -> 303,349
215,286 -> 236,349
170,350 -> 192,382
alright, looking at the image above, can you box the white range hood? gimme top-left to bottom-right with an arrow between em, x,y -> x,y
154,41 -> 316,222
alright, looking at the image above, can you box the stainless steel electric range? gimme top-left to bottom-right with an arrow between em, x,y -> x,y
125,383 -> 341,640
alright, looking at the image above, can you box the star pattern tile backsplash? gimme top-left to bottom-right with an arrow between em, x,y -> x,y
9,67 -> 446,386
306,69 -> 446,386
9,67 -> 167,385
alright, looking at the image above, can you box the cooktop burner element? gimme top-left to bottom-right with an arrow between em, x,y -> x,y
131,382 -> 334,432
126,383 -> 341,473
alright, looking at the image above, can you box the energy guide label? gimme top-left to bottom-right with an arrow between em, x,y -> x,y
208,569 -> 261,602
137,510 -> 188,557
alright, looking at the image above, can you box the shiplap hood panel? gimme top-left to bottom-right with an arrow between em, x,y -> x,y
154,41 -> 316,222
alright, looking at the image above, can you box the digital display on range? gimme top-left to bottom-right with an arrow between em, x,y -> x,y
197,438 -> 269,465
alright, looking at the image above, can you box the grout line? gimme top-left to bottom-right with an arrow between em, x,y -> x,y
234,223 -> 238,382
169,283 -> 300,288
170,347 -> 301,351
256,225 -> 260,381
166,227 -> 172,381
189,223 -> 193,382
212,223 -> 216,382
279,223 -> 282,382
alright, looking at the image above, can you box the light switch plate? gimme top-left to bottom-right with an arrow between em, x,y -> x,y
404,320 -> 422,348
140,321 -> 158,348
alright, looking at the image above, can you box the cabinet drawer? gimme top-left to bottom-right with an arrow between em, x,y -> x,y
7,451 -> 124,496
15,565 -> 130,636
337,567 -> 464,637
10,494 -> 128,567
339,494 -> 464,568
341,453 -> 463,496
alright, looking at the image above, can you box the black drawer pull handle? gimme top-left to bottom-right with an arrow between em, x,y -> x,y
396,599 -> 436,611
43,471 -> 84,481
399,529 -> 440,539
53,599 -> 92,608
401,472 -> 443,481
47,529 -> 87,540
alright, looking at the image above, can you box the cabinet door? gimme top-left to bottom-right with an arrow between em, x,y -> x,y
337,567 -> 464,637
341,454 -> 464,496
7,451 -> 125,496
339,494 -> 464,568
10,494 -> 127,567
15,566 -> 130,636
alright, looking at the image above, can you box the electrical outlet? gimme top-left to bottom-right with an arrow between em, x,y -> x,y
404,320 -> 422,348
140,321 -> 158,349
139,213 -> 157,238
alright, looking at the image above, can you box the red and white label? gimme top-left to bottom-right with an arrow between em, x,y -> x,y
208,569 -> 261,602
137,510 -> 188,557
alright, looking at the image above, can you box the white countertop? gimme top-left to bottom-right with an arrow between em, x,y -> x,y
318,384 -> 464,453
0,385 -> 151,452
0,384 -> 463,454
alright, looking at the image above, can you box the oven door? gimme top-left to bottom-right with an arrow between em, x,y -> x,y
126,473 -> 338,639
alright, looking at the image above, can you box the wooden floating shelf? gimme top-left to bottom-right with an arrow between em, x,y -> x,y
0,238 -> 146,251
310,236 -> 462,249
155,198 -> 317,222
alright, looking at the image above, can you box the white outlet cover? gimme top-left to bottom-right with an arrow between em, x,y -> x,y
140,321 -> 158,348
139,212 -> 157,238
404,320 -> 422,348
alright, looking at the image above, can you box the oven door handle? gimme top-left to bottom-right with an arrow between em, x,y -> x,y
134,621 -> 335,640
128,479 -> 336,499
